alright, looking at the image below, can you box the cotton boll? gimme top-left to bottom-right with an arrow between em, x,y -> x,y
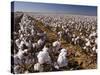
24,49 -> 28,53
19,41 -> 25,49
42,46 -> 49,52
16,50 -> 24,59
54,62 -> 59,69
86,41 -> 90,46
20,41 -> 25,46
37,50 -> 51,64
37,39 -> 44,46
57,55 -> 68,67
15,39 -> 20,48
76,36 -> 79,40
34,63 -> 43,72
89,32 -> 96,38
72,38 -> 74,42
32,43 -> 36,48
18,30 -> 22,34
89,33 -> 92,38
57,31 -> 63,40
80,33 -> 82,35
54,65 -> 59,70
32,43 -> 38,49
73,34 -> 75,38
24,70 -> 29,73
61,48 -> 67,53
65,29 -> 68,33
57,49 -> 68,68
92,46 -> 96,51
31,29 -> 35,36
53,40 -> 60,47
83,46 -> 86,50
81,36 -> 84,39
25,41 -> 32,49
53,40 -> 61,51
19,23 -> 24,31
58,31 -> 62,36
20,34 -> 23,39
85,38 -> 89,42
16,49 -> 28,59
37,51 -> 44,64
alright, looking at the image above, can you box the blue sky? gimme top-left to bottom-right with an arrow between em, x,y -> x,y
12,1 -> 97,16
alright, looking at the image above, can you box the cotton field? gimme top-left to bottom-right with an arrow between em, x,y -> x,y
11,12 -> 97,74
